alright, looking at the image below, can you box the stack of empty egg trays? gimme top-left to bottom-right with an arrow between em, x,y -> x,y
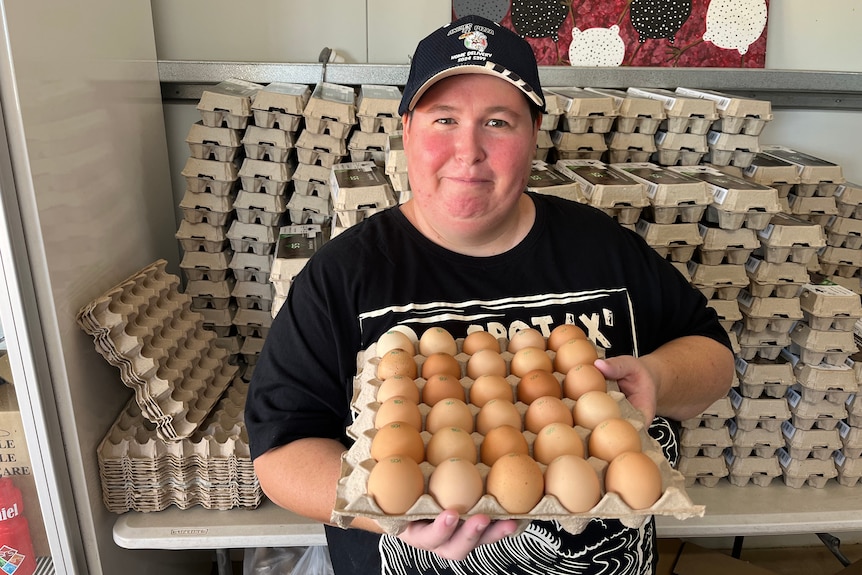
77,259 -> 259,512
330,339 -> 702,536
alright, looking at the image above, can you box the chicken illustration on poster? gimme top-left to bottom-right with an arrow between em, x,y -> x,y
452,0 -> 768,67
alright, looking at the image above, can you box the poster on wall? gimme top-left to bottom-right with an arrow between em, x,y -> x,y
452,0 -> 768,67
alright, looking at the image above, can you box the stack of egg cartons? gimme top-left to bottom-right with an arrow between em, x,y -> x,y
384,134 -> 410,203
626,87 -> 719,167
290,82 -> 356,229
351,85 -> 401,167
554,158 -> 647,229
829,181 -> 862,293
269,223 -> 330,317
536,91 -> 564,162
783,284 -> 862,487
547,87 -> 616,162
526,160 -> 582,202
610,162 -> 710,280
329,161 -> 396,234
585,87 -> 664,164
178,79 -> 262,362
674,88 -> 773,171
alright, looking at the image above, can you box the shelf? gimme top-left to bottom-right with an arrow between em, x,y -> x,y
159,61 -> 862,110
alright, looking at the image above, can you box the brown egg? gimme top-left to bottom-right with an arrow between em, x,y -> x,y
370,421 -> 425,463
510,346 -> 554,377
524,396 -> 574,434
605,451 -> 663,510
553,338 -> 599,374
377,375 -> 421,404
376,330 -> 415,356
419,327 -> 457,356
466,349 -> 507,380
376,349 -> 418,380
426,427 -> 477,465
469,374 -> 514,407
421,352 -> 462,380
532,423 -> 585,464
428,458 -> 484,513
425,398 -> 474,434
476,399 -> 522,434
480,424 -> 529,466
462,330 -> 501,354
517,369 -> 562,404
375,396 -> 422,430
572,391 -> 621,430
563,363 -> 607,400
486,452 -> 544,514
422,373 -> 466,407
367,455 -> 425,514
548,324 -> 588,352
588,417 -> 642,462
544,454 -> 601,512
507,328 -> 546,353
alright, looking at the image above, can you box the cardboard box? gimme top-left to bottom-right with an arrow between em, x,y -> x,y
0,380 -> 49,557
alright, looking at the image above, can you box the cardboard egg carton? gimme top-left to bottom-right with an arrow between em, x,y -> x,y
744,255 -> 809,299
384,135 -> 407,175
680,426 -> 732,458
681,396 -> 735,430
584,88 -> 666,135
293,162 -> 333,196
674,88 -> 773,136
251,82 -> 311,124
238,158 -> 295,196
526,161 -> 583,202
331,340 -> 703,535
232,281 -> 274,311
348,131 -> 389,165
538,91 -> 565,131
838,421 -> 862,459
554,159 -> 648,224
785,193 -> 838,223
179,189 -> 235,226
196,78 -> 262,129
175,219 -> 229,254
545,87 -> 617,134
848,394 -> 862,428
296,130 -> 348,162
786,388 -> 847,431
735,356 -> 795,399
551,132 -> 606,161
798,283 -> 862,331
626,88 -> 718,135
818,245 -> 862,278
728,419 -> 785,458
303,82 -> 357,127
704,131 -> 760,169
357,85 -> 401,133
234,190 -> 286,227
241,126 -> 297,163
677,455 -> 728,487
725,451 -> 782,487
789,322 -> 858,365
233,307 -> 273,339
610,162 -> 710,224
732,321 -> 791,361
736,289 -> 803,333
652,132 -> 708,167
196,304 -> 236,337
762,145 -> 846,197
185,122 -> 243,162
97,379 -> 260,513
76,260 -> 239,442
241,336 -> 265,365
686,261 -> 749,300
696,224 -> 760,266
181,157 -> 239,196
605,133 -> 657,164
834,182 -> 862,218
743,153 -> 801,198
835,449 -> 862,486
729,388 -> 791,432
186,276 -> 235,308
330,161 -> 396,220
777,446 -> 838,488
825,216 -> 862,250
180,250 -> 232,283
755,213 -> 826,265
789,359 -> 859,405
226,221 -> 278,256
635,220 -> 703,262
706,299 -> 742,331
230,252 -> 273,283
781,420 -> 842,460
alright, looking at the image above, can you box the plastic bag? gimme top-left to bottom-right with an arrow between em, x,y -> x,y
243,545 -> 334,575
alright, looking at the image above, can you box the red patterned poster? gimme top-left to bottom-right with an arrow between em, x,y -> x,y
452,0 -> 768,67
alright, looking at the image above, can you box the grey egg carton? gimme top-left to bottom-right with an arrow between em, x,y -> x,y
98,378 -> 260,513
76,259 -> 239,442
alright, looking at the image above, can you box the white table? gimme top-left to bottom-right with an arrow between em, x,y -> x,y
114,482 -> 862,574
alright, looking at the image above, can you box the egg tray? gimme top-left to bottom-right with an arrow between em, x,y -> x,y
98,378 -> 261,513
330,341 -> 704,537
76,260 -> 238,442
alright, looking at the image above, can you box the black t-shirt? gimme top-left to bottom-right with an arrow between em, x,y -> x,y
246,193 -> 730,575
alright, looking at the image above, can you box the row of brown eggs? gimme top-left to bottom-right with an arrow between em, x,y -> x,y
364,326 -> 664,518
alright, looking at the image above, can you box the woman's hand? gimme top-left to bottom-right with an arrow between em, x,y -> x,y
396,510 -> 518,561
593,355 -> 659,423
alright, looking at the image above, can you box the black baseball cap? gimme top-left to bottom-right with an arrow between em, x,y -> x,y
398,14 -> 545,116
